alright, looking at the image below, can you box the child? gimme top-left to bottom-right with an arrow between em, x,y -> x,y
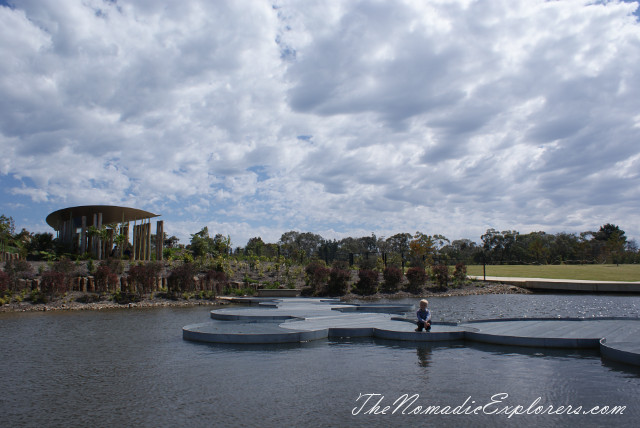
415,299 -> 431,332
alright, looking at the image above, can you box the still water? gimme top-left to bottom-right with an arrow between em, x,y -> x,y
1,294 -> 639,428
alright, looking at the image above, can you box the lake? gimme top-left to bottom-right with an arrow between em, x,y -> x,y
1,293 -> 639,427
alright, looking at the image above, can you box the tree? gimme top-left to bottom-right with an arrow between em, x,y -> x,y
164,235 -> 180,248
409,232 -> 435,267
481,229 -> 518,263
189,227 -> 214,257
245,237 -> 265,257
0,215 -> 16,254
385,233 -> 412,255
279,231 -> 322,260
212,234 -> 232,255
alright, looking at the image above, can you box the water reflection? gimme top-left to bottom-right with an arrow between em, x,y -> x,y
416,345 -> 432,368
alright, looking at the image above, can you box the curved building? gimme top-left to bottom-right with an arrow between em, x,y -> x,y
46,205 -> 162,260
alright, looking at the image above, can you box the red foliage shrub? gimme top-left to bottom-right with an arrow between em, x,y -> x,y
304,261 -> 330,293
167,263 -> 196,294
94,264 -> 120,293
432,264 -> 450,288
382,266 -> 403,293
128,262 -> 163,294
0,270 -> 10,292
205,269 -> 228,295
40,271 -> 67,295
405,267 -> 426,293
326,267 -> 351,296
354,269 -> 379,295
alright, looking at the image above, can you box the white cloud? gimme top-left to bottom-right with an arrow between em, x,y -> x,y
1,0 -> 639,246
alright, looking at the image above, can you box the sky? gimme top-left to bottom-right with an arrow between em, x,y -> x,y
1,0 -> 639,248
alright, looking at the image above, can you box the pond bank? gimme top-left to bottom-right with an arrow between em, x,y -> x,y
0,281 -> 529,313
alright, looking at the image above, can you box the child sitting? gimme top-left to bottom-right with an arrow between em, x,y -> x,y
415,299 -> 431,332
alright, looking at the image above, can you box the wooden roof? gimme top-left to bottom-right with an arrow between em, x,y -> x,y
46,205 -> 159,230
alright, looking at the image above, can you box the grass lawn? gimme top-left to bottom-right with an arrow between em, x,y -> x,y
465,264 -> 640,282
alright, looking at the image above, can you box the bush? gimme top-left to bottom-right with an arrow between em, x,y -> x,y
128,262 -> 163,294
432,264 -> 450,288
205,269 -> 228,295
26,289 -> 47,304
223,286 -> 255,297
381,266 -> 403,293
0,270 -> 10,292
354,269 -> 379,295
304,261 -> 330,294
4,259 -> 33,289
358,255 -> 377,270
51,257 -> 77,275
405,267 -> 426,293
103,258 -> 124,275
167,262 -> 196,295
40,271 -> 67,295
94,265 -> 120,293
75,293 -> 103,303
326,267 -> 351,296
112,290 -> 141,305
453,262 -> 467,284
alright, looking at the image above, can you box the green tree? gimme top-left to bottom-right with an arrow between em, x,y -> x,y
245,237 -> 265,257
189,227 -> 214,258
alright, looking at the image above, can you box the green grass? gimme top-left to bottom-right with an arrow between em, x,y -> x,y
466,264 -> 640,282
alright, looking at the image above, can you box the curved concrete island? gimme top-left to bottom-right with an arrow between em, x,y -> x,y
182,298 -> 640,367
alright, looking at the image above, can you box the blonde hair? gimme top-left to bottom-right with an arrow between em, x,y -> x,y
420,299 -> 428,306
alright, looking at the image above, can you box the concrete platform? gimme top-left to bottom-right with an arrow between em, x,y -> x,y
182,298 -> 640,366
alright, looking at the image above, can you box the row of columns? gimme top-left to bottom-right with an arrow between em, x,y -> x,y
56,214 -> 164,261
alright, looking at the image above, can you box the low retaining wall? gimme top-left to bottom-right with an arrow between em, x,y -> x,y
523,281 -> 640,293
469,276 -> 640,293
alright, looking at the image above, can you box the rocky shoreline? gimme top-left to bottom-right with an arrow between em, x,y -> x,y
0,281 -> 529,313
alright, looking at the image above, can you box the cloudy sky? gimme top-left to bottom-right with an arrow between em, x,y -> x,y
1,0 -> 639,247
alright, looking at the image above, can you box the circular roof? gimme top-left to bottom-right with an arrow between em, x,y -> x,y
46,205 -> 159,230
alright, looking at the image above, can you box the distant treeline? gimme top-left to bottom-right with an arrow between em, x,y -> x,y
185,223 -> 637,266
2,213 -> 637,266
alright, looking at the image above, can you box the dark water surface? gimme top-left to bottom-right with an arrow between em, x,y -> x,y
1,294 -> 639,428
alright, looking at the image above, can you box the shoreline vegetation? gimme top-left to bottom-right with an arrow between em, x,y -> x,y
0,281 -> 530,313
0,258 -> 538,313
3,258 -> 637,315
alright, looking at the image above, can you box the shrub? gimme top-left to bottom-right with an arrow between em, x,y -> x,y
112,290 -> 141,305
354,269 -> 379,295
205,269 -> 228,295
304,261 -> 330,294
51,257 -> 77,275
4,259 -> 33,289
194,290 -> 216,300
26,289 -> 47,304
103,258 -> 124,275
0,270 -> 10,292
432,264 -> 450,288
128,262 -> 163,294
381,266 -> 403,293
86,259 -> 96,275
326,267 -> 351,296
75,293 -> 102,303
167,262 -> 196,295
358,255 -> 377,270
94,265 -> 119,293
453,262 -> 467,283
223,286 -> 255,297
405,267 -> 426,293
40,271 -> 67,295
